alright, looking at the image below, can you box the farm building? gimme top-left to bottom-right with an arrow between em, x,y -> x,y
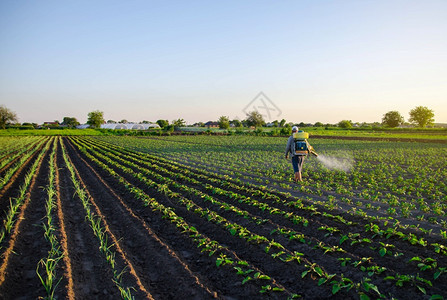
77,123 -> 160,130
204,121 -> 219,128
101,123 -> 160,130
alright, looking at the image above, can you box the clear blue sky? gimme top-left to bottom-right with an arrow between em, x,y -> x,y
1,0 -> 446,124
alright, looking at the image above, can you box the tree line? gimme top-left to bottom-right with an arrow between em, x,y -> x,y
0,104 -> 438,130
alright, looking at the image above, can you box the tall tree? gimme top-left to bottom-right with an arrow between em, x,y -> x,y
382,111 -> 404,128
231,119 -> 242,128
279,119 -> 286,127
87,110 -> 104,129
337,120 -> 352,129
409,106 -> 434,128
172,118 -> 186,128
0,105 -> 18,129
245,111 -> 265,128
62,117 -> 80,128
218,116 -> 230,129
156,119 -> 169,128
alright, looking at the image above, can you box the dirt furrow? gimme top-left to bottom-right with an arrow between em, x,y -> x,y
65,138 -> 223,299
54,141 -> 75,299
56,140 -> 122,299
64,139 -> 154,299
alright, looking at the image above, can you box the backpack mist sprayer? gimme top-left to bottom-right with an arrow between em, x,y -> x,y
293,131 -> 318,157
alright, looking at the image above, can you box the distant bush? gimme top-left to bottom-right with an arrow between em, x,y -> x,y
280,127 -> 291,135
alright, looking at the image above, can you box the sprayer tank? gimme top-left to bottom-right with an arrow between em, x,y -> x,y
293,131 -> 309,140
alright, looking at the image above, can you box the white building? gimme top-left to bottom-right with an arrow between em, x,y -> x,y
77,123 -> 161,130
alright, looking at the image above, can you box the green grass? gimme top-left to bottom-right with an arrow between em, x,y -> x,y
0,129 -> 106,136
1,126 -> 446,140
305,128 -> 447,140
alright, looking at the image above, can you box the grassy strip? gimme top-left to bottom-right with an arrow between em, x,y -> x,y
0,129 -> 105,136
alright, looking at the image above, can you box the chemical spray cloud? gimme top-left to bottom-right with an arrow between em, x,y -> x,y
316,155 -> 354,173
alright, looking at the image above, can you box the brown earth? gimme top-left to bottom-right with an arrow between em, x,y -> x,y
0,137 -> 445,299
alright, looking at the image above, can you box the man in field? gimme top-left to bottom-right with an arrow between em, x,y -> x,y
285,126 -> 314,182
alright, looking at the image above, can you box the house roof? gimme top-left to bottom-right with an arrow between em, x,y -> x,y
204,121 -> 219,126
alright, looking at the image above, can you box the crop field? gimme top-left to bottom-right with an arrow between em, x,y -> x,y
0,135 -> 446,299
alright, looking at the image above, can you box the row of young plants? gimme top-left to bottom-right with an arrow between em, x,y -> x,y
99,135 -> 445,203
0,136 -> 41,154
96,136 -> 447,235
0,137 -> 52,246
87,137 -> 447,258
67,137 -> 313,299
78,137 -> 447,298
177,145 -> 446,226
59,139 -> 135,299
0,136 -> 43,170
177,136 -> 445,214
0,137 -> 48,191
36,137 -> 64,299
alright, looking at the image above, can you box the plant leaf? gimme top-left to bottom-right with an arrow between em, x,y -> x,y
360,294 -> 370,300
340,235 -> 349,245
417,286 -> 426,295
315,267 -> 324,277
332,284 -> 341,295
242,276 -> 252,285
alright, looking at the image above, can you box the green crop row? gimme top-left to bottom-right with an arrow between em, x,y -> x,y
59,139 -> 135,299
0,137 -> 52,246
36,137 -> 64,299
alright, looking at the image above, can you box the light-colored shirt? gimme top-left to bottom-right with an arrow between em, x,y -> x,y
285,135 -> 295,157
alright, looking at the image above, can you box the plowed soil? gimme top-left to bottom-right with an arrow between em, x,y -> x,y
0,136 -> 446,300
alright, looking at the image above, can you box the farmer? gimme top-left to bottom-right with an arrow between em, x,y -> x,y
285,126 -> 314,182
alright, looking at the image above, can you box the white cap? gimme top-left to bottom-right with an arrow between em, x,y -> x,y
292,126 -> 299,132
